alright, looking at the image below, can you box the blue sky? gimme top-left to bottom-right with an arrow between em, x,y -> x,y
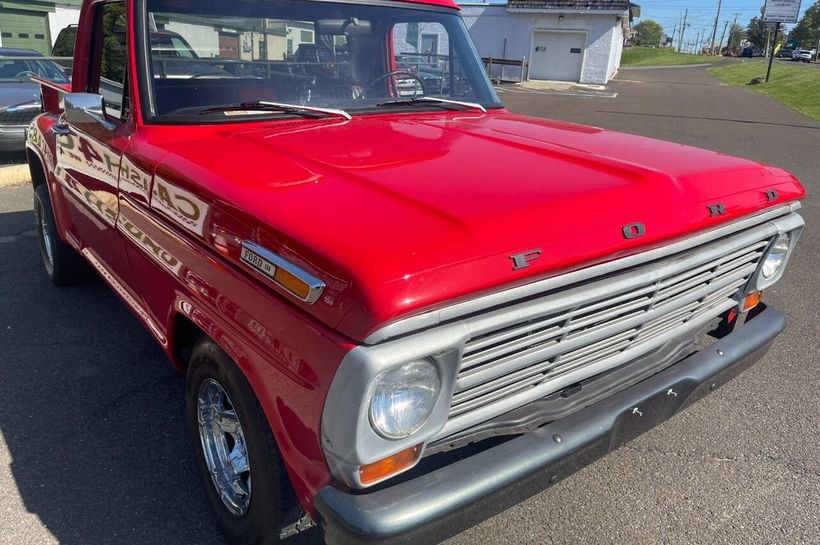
463,1 -> 813,43
634,0 -> 812,40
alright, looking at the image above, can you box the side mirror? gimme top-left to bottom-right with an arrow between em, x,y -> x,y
63,93 -> 116,131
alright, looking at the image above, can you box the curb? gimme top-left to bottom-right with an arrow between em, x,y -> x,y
0,164 -> 30,188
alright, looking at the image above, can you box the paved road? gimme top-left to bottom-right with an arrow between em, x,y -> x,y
1,66 -> 818,545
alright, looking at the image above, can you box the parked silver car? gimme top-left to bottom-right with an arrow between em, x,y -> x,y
0,48 -> 69,152
792,49 -> 816,63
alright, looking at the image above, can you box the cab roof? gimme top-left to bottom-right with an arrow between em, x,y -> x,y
392,0 -> 459,9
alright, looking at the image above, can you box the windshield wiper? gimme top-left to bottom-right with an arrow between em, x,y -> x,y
377,96 -> 487,113
199,101 -> 351,120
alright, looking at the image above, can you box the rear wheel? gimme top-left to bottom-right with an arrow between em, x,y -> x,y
186,338 -> 320,545
33,184 -> 88,286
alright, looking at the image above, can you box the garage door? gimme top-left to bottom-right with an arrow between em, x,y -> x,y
529,31 -> 585,82
0,9 -> 50,55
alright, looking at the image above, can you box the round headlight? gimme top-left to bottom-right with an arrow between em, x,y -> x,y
369,360 -> 441,440
761,233 -> 790,279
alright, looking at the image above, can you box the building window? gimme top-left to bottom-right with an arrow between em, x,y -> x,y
18,33 -> 29,39
35,34 -> 46,40
1,32 -> 11,38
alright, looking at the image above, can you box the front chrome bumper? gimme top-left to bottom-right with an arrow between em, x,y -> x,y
315,305 -> 786,545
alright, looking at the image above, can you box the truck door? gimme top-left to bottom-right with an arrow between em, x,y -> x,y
55,1 -> 135,289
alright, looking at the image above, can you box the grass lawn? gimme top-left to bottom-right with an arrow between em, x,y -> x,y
708,61 -> 820,121
621,47 -> 711,67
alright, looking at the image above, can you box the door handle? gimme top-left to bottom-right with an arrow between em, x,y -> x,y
51,124 -> 71,136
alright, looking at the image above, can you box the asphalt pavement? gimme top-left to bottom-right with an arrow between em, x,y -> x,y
1,65 -> 819,545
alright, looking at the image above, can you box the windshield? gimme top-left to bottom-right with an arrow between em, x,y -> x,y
141,0 -> 501,121
0,56 -> 69,83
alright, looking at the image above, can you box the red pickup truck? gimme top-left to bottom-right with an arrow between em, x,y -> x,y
25,0 -> 806,544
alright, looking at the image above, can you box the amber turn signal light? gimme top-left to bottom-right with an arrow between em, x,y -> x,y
273,267 -> 312,300
742,291 -> 763,312
358,444 -> 422,485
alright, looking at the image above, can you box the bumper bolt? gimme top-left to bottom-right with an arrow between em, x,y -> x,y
552,434 -> 562,444
717,349 -> 725,356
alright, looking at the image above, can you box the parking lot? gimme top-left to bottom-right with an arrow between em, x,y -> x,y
1,65 -> 819,545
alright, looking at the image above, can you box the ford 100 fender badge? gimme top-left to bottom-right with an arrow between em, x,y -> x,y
241,245 -> 277,278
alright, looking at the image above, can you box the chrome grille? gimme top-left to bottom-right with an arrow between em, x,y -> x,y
436,225 -> 774,439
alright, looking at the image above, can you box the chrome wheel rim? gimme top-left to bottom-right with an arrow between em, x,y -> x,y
197,378 -> 252,516
36,202 -> 54,273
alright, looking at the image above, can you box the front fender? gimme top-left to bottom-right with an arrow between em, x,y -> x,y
26,115 -> 79,249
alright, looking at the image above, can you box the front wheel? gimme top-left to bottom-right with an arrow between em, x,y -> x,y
186,338 -> 320,545
33,184 -> 88,285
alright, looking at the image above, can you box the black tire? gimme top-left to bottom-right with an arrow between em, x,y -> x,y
33,184 -> 88,286
186,338 -> 321,545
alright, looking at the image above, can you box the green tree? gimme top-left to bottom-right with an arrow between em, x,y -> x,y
746,13 -> 769,49
727,22 -> 745,49
634,20 -> 663,47
789,0 -> 819,48
101,3 -> 127,84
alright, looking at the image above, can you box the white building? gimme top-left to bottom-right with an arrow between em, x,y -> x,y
460,0 -> 639,85
0,1 -> 81,54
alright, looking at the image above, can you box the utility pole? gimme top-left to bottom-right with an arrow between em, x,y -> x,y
695,29 -> 702,54
709,0 -> 723,55
765,25 -> 772,57
671,22 -> 678,49
678,9 -> 688,53
718,20 -> 729,55
728,12 -> 741,51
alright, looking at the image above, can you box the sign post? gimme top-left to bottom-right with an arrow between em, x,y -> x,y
762,0 -> 802,82
765,23 -> 780,82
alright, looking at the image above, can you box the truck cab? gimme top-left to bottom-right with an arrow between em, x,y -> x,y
25,1 -> 805,544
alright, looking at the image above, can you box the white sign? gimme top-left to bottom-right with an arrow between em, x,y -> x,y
763,0 -> 802,23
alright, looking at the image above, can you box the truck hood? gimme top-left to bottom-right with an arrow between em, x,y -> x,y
151,112 -> 805,341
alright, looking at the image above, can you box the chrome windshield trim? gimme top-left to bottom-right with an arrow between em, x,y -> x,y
363,202 -> 801,345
